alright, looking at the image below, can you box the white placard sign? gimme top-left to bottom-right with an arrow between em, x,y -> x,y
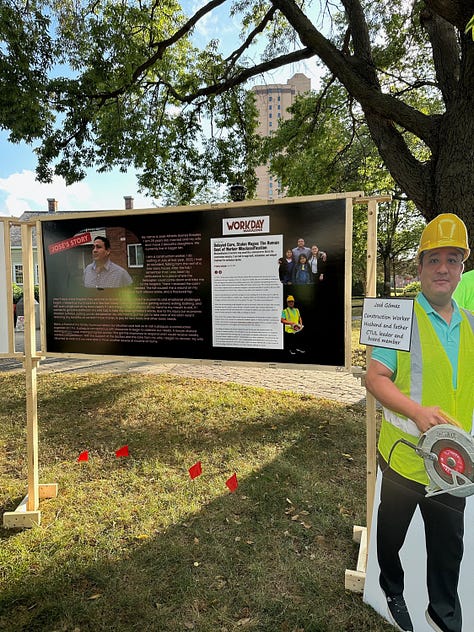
360,297 -> 414,351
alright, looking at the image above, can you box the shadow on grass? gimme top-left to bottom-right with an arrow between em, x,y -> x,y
26,373 -> 352,466
0,373 -> 391,632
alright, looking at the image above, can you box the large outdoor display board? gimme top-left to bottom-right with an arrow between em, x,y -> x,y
40,197 -> 349,366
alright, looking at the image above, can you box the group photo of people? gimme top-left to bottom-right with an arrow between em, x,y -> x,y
277,236 -> 334,360
278,237 -> 327,286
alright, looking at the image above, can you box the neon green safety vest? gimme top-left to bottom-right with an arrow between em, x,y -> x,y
378,302 -> 474,484
283,307 -> 300,334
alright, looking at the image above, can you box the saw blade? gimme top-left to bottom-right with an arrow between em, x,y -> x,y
418,425 -> 474,496
430,439 -> 474,485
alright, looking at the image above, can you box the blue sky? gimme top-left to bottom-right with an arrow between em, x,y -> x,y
0,3 -> 324,218
0,133 -> 157,217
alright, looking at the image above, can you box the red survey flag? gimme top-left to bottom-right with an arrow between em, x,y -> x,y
226,473 -> 238,493
115,445 -> 129,458
77,450 -> 89,462
188,461 -> 202,480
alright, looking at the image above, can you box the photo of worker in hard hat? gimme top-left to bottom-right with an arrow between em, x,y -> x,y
281,295 -> 305,356
364,214 -> 474,632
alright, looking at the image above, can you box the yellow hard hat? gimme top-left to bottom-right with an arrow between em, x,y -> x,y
286,295 -> 295,301
417,213 -> 470,261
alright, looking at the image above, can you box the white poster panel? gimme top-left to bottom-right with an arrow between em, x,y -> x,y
364,470 -> 474,631
211,234 -> 283,349
0,221 -> 10,354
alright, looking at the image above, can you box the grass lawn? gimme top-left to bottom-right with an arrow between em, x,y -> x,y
0,329 -> 390,631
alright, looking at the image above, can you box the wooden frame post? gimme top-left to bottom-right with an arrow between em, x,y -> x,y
365,199 -> 378,540
345,195 -> 389,593
23,223 -> 40,513
3,223 -> 57,528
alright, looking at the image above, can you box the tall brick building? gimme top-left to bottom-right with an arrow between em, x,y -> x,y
252,73 -> 311,199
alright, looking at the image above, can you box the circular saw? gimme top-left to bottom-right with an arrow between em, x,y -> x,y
415,425 -> 474,498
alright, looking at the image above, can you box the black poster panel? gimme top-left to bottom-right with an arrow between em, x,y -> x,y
41,198 -> 347,366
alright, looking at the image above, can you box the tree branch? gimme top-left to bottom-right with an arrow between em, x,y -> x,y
420,6 -> 460,104
364,111 -> 434,212
341,0 -> 379,85
161,49 -> 316,103
90,47 -> 315,105
93,0 -> 229,97
151,0 -> 227,50
270,0 -> 437,146
225,6 -> 278,68
424,0 -> 474,30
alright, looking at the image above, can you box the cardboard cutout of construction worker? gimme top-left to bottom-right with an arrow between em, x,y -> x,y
364,214 -> 474,632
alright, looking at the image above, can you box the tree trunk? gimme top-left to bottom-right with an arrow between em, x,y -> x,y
271,0 -> 474,268
382,256 -> 391,297
392,260 -> 397,296
433,99 -> 474,270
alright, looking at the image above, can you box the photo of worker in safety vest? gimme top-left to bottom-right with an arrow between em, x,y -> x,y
280,295 -> 305,356
365,213 -> 474,632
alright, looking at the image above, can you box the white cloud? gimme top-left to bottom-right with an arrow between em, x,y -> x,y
0,169 -> 157,217
192,5 -> 218,39
0,170 -> 91,217
190,1 -> 243,53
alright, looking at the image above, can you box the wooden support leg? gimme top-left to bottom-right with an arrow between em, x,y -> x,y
344,525 -> 368,593
3,484 -> 58,529
3,496 -> 41,528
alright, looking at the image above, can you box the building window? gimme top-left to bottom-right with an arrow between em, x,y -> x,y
269,121 -> 272,127
269,104 -> 272,110
269,113 -> 272,118
127,243 -> 144,268
13,264 -> 23,285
